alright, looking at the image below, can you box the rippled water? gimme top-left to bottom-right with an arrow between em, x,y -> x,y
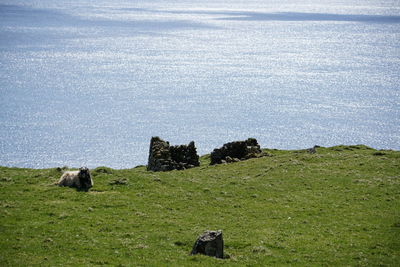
0,0 -> 399,168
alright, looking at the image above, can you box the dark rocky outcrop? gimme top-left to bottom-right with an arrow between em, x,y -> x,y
191,230 -> 224,259
147,137 -> 200,172
307,146 -> 316,154
307,145 -> 321,154
210,138 -> 262,165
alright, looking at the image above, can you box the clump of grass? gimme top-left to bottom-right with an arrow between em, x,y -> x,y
93,166 -> 113,174
108,178 -> 128,185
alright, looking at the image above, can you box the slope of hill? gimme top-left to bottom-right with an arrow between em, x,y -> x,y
0,145 -> 399,266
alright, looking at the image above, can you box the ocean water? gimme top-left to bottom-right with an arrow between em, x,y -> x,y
0,0 -> 399,168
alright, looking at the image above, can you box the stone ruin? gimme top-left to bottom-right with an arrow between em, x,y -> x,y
147,137 -> 200,172
210,138 -> 262,165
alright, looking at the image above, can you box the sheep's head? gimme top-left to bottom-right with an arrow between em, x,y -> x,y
78,167 -> 93,191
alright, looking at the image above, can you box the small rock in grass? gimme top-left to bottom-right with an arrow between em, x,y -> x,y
191,230 -> 224,259
307,146 -> 318,154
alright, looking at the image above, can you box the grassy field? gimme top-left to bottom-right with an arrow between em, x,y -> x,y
0,145 -> 399,266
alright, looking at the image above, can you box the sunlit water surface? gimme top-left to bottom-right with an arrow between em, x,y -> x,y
0,0 -> 399,168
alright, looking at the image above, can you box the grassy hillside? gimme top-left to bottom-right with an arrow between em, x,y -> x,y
0,145 -> 399,266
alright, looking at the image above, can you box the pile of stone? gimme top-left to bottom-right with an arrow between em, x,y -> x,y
147,137 -> 200,172
210,138 -> 262,165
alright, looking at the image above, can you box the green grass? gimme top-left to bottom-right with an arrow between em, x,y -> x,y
1,145 -> 399,266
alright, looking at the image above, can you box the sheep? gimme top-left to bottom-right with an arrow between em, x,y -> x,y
57,167 -> 93,191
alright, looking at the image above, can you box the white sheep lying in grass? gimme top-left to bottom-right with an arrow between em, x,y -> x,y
57,167 -> 93,191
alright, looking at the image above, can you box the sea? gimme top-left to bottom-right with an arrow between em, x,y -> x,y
0,0 -> 399,168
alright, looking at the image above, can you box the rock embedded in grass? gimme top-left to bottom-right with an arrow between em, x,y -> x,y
307,145 -> 319,154
191,230 -> 224,259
